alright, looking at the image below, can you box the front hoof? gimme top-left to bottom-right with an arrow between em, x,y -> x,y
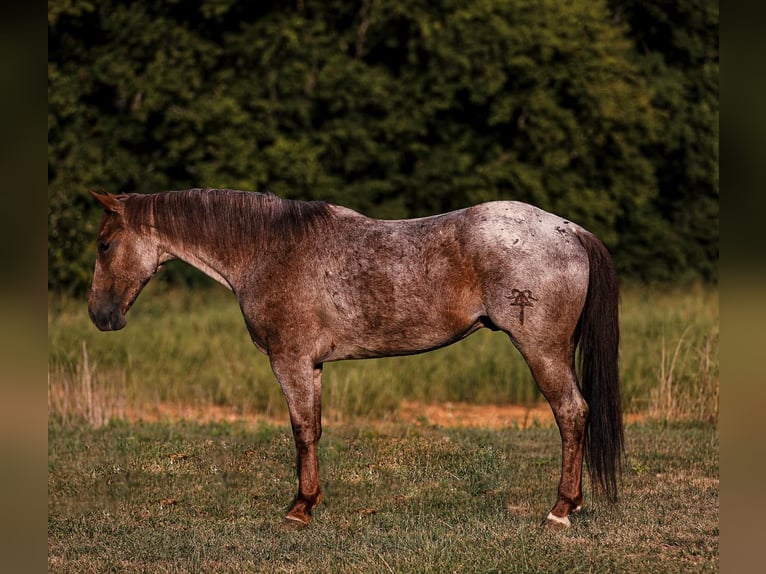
284,491 -> 323,527
283,512 -> 311,528
543,512 -> 571,529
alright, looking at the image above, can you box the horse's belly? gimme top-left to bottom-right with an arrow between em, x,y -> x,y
324,313 -> 484,362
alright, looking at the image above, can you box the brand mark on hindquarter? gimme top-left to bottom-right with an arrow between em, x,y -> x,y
506,288 -> 538,324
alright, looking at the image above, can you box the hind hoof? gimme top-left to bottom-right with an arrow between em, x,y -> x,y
543,512 -> 571,529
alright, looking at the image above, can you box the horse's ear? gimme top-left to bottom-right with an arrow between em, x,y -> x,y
90,191 -> 124,214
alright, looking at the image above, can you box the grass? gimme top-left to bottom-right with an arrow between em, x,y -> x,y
48,282 -> 719,425
48,284 -> 718,571
48,419 -> 718,573
618,285 -> 719,423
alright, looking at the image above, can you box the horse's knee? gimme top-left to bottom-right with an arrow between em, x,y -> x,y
291,420 -> 312,440
289,407 -> 319,439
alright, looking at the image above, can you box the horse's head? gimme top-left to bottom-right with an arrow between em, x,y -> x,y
88,192 -> 161,331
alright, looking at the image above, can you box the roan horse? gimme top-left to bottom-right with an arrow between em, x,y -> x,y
88,188 -> 623,528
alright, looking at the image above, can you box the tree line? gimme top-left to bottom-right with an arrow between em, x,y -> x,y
48,0 -> 718,292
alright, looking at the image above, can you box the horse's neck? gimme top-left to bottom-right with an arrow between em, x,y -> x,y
138,191 -> 257,292
161,237 -> 237,292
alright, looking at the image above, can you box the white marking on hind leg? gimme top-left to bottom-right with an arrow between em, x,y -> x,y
546,512 -> 571,528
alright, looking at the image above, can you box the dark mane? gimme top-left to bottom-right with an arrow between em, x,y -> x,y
123,189 -> 334,252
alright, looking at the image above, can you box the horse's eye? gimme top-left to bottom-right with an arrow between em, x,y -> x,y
98,241 -> 111,253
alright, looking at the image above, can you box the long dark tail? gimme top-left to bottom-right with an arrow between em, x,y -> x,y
576,230 -> 623,502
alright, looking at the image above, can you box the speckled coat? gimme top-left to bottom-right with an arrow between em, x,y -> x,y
89,188 -> 622,528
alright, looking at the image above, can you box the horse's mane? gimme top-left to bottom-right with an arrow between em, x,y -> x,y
123,189 -> 334,252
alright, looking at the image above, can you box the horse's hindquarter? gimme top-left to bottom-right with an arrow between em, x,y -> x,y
465,202 -> 590,342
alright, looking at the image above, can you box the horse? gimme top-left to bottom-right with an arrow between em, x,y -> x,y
88,188 -> 623,528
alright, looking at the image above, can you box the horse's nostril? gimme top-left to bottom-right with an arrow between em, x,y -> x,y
110,313 -> 127,330
88,305 -> 127,331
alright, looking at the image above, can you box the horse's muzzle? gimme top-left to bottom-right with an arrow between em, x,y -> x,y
88,305 -> 127,331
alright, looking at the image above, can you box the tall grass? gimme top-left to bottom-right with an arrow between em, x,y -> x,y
649,326 -> 719,422
47,341 -> 126,428
48,282 -> 718,426
618,284 -> 719,422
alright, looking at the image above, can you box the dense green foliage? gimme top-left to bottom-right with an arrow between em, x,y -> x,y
48,0 -> 718,292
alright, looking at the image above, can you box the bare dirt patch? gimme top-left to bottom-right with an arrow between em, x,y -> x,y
398,400 -> 555,429
120,400 -> 646,429
122,402 -> 283,426
122,400 -> 558,429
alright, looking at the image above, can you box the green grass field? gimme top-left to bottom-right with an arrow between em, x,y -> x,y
48,419 -> 718,573
48,285 -> 718,572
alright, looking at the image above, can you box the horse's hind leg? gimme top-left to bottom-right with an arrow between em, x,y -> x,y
522,344 -> 588,528
270,357 -> 324,525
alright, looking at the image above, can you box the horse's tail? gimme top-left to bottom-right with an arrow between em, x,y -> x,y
576,229 -> 623,502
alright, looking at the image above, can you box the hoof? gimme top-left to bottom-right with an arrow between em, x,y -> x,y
283,512 -> 311,528
543,512 -> 571,529
284,492 -> 323,527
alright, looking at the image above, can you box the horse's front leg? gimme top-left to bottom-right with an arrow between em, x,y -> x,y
271,357 -> 324,525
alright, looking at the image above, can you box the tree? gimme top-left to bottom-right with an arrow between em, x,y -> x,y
48,0 -> 715,292
609,0 -> 719,281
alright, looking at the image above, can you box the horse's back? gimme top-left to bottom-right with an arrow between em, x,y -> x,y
327,199 -> 591,305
